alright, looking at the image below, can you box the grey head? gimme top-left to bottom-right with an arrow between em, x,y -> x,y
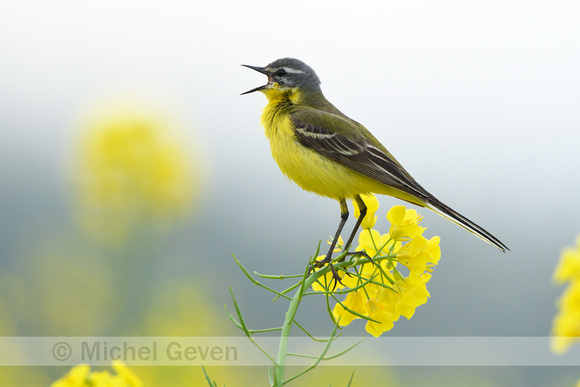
241,58 -> 322,95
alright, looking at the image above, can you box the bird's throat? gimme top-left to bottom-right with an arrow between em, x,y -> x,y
263,85 -> 301,105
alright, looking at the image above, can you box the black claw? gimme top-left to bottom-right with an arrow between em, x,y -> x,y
310,255 -> 344,290
328,264 -> 344,290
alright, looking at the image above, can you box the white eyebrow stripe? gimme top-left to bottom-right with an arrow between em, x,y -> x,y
283,67 -> 304,74
264,66 -> 305,74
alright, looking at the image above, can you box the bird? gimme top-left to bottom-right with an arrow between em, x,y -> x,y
241,57 -> 508,273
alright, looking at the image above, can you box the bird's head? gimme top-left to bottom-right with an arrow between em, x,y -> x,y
241,58 -> 321,102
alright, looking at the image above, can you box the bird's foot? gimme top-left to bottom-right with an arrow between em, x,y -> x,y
312,255 -> 331,268
310,256 -> 344,290
343,250 -> 375,266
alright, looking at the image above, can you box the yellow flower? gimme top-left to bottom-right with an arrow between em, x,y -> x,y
387,206 -> 425,242
553,236 -> 580,284
340,228 -> 397,288
551,281 -> 580,354
357,229 -> 396,258
397,235 -> 441,276
51,364 -> 90,387
332,235 -> 345,252
316,204 -> 440,337
365,298 -> 395,337
75,106 -> 203,244
395,273 -> 431,319
333,291 -> 366,326
112,360 -> 142,387
51,361 -> 141,387
87,371 -> 117,387
551,235 -> 580,354
353,193 -> 380,229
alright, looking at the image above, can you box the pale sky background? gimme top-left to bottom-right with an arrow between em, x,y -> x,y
0,1 -> 579,384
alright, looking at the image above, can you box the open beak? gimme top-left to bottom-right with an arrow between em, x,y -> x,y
241,64 -> 270,95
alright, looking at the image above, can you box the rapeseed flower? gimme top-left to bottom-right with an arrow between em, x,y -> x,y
353,193 -> 380,230
387,205 -> 425,242
51,360 -> 141,387
318,205 -> 440,337
551,236 -> 580,354
75,106 -> 201,244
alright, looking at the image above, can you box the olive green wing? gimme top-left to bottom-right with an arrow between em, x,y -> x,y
289,108 -> 430,202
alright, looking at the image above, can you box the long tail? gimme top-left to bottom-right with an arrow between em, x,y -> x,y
425,197 -> 509,252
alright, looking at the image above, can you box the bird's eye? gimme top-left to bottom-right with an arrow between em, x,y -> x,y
275,69 -> 287,77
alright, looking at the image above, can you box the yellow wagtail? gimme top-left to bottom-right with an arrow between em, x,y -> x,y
242,57 -> 508,273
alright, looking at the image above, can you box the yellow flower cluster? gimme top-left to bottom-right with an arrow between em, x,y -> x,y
51,360 -> 141,387
551,236 -> 580,354
76,108 -> 200,244
315,199 -> 440,337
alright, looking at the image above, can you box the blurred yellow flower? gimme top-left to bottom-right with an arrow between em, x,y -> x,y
51,364 -> 90,387
551,282 -> 580,354
552,236 -> 580,354
75,107 -> 203,244
51,360 -> 141,387
553,236 -> 580,284
324,205 -> 440,337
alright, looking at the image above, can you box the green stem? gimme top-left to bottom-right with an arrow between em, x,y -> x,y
270,252 -> 396,385
274,265 -> 310,385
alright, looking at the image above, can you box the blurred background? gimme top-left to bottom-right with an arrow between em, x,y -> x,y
0,0 -> 579,385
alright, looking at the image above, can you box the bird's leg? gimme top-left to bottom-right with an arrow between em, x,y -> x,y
312,199 -> 349,284
314,199 -> 349,266
340,195 -> 371,262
